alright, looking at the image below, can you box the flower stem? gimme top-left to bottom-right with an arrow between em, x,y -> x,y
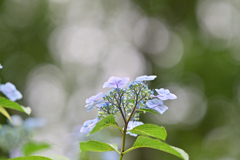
119,123 -> 127,160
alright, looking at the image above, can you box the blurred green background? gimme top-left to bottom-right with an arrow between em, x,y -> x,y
1,0 -> 240,159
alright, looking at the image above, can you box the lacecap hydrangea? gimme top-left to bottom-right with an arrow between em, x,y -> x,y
80,75 -> 177,134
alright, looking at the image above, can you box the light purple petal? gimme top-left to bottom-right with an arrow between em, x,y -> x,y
156,95 -> 168,101
154,105 -> 168,114
117,77 -> 129,88
0,82 -> 23,101
168,93 -> 177,99
146,99 -> 168,114
103,76 -> 129,88
80,126 -> 89,132
135,75 -> 157,81
85,92 -> 103,104
87,100 -> 103,112
146,99 -> 163,108
155,88 -> 177,101
80,118 -> 98,133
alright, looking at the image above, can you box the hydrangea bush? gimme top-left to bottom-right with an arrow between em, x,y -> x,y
0,64 -> 31,128
0,64 -> 51,160
80,76 -> 189,160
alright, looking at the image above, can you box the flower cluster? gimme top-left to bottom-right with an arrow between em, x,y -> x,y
80,75 -> 177,135
0,64 -> 22,101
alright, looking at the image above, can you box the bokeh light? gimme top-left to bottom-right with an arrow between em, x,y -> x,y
1,0 -> 240,159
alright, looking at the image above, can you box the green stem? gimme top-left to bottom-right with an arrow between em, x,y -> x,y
119,124 -> 127,160
119,154 -> 123,160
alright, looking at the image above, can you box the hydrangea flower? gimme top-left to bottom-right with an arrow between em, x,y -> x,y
146,99 -> 168,114
0,64 -> 2,69
135,75 -> 157,81
126,121 -> 144,137
80,118 -> 98,132
0,82 -> 23,101
154,88 -> 177,101
103,76 -> 129,88
85,92 -> 103,111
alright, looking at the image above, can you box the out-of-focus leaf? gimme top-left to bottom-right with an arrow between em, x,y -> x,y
0,106 -> 11,123
124,136 -> 189,160
80,140 -> 120,154
0,97 -> 31,115
8,156 -> 52,160
23,141 -> 51,156
90,115 -> 122,135
129,124 -> 167,141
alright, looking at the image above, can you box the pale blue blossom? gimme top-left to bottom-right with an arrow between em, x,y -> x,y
0,64 -> 2,69
154,88 -> 177,101
10,115 -> 23,126
23,117 -> 46,129
126,121 -> 144,137
103,76 -> 129,88
146,99 -> 168,114
135,75 -> 157,81
0,82 -> 22,101
80,118 -> 98,132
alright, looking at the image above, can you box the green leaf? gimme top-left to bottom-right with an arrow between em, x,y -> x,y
48,155 -> 70,160
0,97 -> 31,115
23,141 -> 51,156
124,136 -> 189,160
129,124 -> 167,141
8,156 -> 52,160
90,115 -> 122,135
0,124 -> 1,129
137,108 -> 161,115
80,140 -> 120,154
0,106 -> 11,123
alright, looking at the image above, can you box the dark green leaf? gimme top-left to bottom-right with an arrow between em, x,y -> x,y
8,156 -> 52,160
23,141 -> 51,156
129,124 -> 167,141
124,136 -> 189,160
80,140 -> 120,154
0,97 -> 31,115
90,115 -> 122,135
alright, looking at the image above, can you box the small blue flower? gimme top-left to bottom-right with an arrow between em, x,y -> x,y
154,88 -> 177,101
9,115 -> 23,126
80,118 -> 98,132
103,76 -> 129,88
0,82 -> 23,101
126,121 -> 144,137
146,99 -> 168,114
0,64 -> 3,69
135,75 -> 157,81
23,117 -> 46,130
